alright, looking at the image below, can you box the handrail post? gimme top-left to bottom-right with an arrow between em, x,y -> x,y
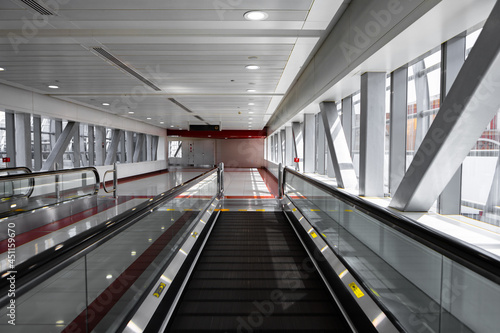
55,163 -> 60,201
113,162 -> 118,198
278,163 -> 283,198
218,162 -> 224,196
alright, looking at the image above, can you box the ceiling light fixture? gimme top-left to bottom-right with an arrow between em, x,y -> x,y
0,68 -> 5,71
102,102 -> 110,106
247,89 -> 257,93
128,111 -> 134,114
48,85 -> 59,89
248,103 -> 255,106
245,65 -> 260,70
147,117 -> 152,120
160,121 -> 165,124
244,11 -> 269,21
249,111 -> 254,114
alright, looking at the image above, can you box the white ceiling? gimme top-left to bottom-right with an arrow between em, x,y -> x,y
0,0 -> 343,130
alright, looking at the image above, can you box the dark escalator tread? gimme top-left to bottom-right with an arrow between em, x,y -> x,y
169,315 -> 351,332
166,211 -> 351,332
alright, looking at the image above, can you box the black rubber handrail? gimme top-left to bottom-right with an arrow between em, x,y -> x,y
0,167 -> 32,175
284,167 -> 500,284
0,166 -> 100,198
0,167 -> 219,307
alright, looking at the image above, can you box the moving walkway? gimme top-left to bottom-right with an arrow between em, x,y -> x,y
0,166 -> 499,332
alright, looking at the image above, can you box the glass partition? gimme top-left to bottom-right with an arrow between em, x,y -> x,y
0,167 -> 99,216
284,169 -> 500,333
0,170 -> 218,332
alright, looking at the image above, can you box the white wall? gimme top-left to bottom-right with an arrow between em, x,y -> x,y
0,83 -> 165,137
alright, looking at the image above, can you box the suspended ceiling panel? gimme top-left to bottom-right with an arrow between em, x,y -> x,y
0,0 -> 343,130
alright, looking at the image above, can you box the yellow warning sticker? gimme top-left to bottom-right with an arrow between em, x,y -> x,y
256,209 -> 265,212
153,283 -> 166,298
321,233 -> 327,238
311,209 -> 320,212
349,282 -> 365,298
191,232 -> 198,238
345,209 -> 353,212
238,209 -> 247,212
310,232 -> 318,238
292,208 -> 297,212
166,209 -> 175,211
221,209 -> 230,212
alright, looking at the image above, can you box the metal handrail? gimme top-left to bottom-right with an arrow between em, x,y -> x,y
283,167 -> 500,285
0,167 -> 32,175
103,163 -> 118,198
0,167 -> 219,307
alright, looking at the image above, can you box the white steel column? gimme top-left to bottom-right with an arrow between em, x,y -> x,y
5,112 -> 15,167
33,116 -> 42,171
341,96 -> 353,154
15,113 -> 31,169
95,126 -> 106,166
303,114 -> 315,173
126,131 -> 134,163
88,125 -> 95,166
285,126 -> 293,167
73,124 -> 81,168
389,66 -> 408,195
292,122 -> 303,171
359,72 -> 386,197
437,35 -> 466,214
316,114 -> 326,175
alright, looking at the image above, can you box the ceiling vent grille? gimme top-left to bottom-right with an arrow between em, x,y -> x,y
168,98 -> 193,113
92,47 -> 162,92
18,0 -> 55,15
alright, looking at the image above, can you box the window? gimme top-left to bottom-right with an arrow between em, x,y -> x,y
169,140 -> 182,158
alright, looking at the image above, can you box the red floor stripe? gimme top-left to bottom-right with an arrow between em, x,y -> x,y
0,195 -> 150,254
224,195 -> 275,199
63,211 -> 195,333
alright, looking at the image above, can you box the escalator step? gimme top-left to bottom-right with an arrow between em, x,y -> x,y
166,211 -> 351,332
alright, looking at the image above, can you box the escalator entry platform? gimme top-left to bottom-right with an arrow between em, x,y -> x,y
166,211 -> 352,332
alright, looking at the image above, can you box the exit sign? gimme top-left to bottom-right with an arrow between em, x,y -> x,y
2,157 -> 10,163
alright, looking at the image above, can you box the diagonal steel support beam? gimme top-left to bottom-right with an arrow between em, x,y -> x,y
133,133 -> 145,163
41,121 -> 79,171
390,1 -> 500,211
320,102 -> 357,190
105,129 -> 122,165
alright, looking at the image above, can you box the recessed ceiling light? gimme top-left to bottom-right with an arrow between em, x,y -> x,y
48,85 -> 59,89
102,102 -> 110,106
0,68 -> 5,71
170,125 -> 174,128
244,11 -> 269,21
160,121 -> 165,124
248,103 -> 255,106
106,274 -> 113,279
249,111 -> 254,114
147,117 -> 152,120
245,65 -> 260,70
128,111 -> 134,114
247,89 -> 257,93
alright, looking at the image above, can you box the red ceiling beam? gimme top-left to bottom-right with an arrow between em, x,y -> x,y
167,129 -> 267,139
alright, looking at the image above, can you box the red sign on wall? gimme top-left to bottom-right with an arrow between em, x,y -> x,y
294,157 -> 299,163
2,157 -> 10,163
